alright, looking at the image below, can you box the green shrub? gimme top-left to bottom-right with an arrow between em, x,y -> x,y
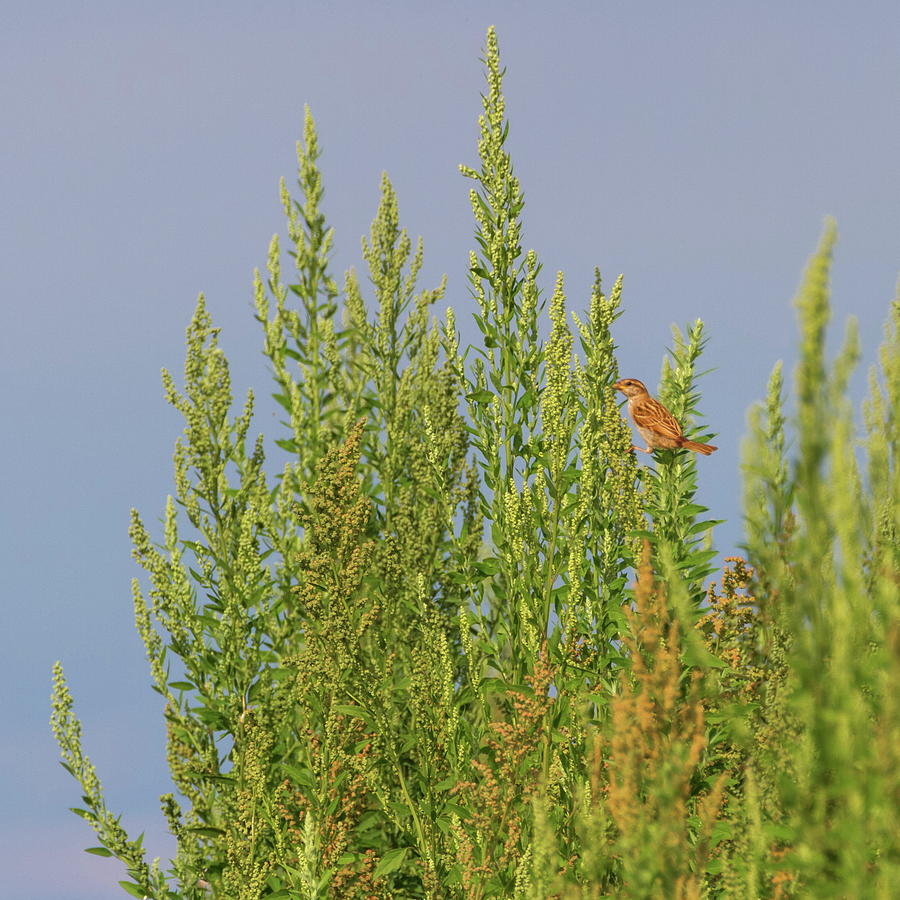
52,27 -> 900,899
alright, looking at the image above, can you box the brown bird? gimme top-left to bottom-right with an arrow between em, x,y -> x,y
613,378 -> 717,455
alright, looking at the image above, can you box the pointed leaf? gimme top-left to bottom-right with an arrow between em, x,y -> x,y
373,847 -> 409,878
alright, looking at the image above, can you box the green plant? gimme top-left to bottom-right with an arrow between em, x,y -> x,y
52,27 -> 900,900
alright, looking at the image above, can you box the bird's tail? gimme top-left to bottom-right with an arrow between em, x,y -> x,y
681,440 -> 717,455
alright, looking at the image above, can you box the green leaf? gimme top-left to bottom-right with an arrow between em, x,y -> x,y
272,392 -> 292,412
282,763 -> 317,789
440,801 -> 471,819
118,882 -> 148,898
191,707 -> 228,729
373,847 -> 409,878
85,846 -> 113,857
332,703 -> 370,723
70,807 -> 96,822
681,641 -> 727,669
710,820 -> 733,846
184,770 -> 234,786
185,826 -> 224,838
473,557 -> 500,576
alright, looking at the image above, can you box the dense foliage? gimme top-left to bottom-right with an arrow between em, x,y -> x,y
52,27 -> 900,899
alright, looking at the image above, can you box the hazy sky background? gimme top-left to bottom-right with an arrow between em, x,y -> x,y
3,2 -> 899,896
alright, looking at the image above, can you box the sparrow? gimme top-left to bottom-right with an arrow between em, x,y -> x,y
612,378 -> 717,455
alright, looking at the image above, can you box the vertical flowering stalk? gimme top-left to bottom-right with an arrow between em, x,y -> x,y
644,320 -> 720,605
256,107 -> 340,479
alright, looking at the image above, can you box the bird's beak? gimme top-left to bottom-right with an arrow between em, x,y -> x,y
612,379 -> 624,392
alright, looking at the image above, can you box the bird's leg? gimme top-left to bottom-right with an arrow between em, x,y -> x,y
632,445 -> 652,454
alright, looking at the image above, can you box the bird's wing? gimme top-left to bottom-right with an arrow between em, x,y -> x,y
632,396 -> 684,440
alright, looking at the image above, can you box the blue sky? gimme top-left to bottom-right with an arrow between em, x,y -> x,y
3,2 -> 899,896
